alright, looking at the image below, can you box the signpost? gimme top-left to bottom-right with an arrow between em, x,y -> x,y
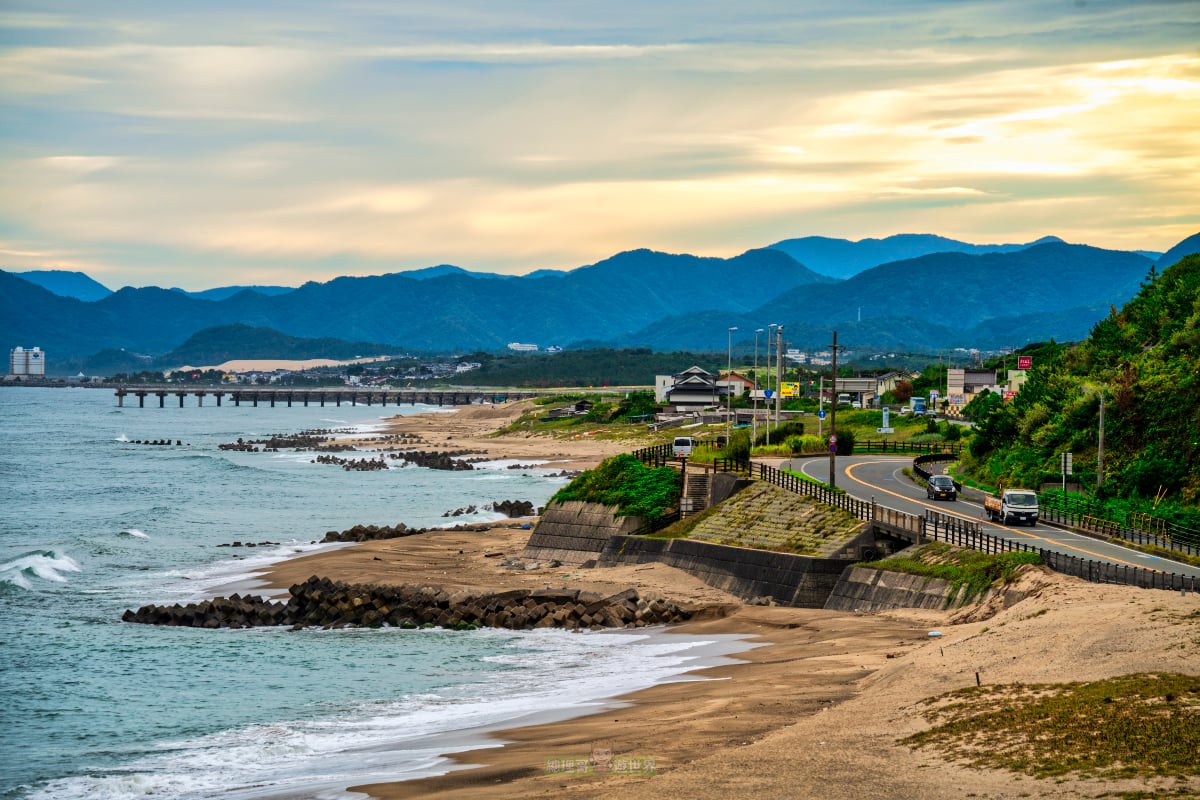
877,406 -> 893,435
1061,451 -> 1073,491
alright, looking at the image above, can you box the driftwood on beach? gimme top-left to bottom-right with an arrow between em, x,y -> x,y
121,575 -> 693,631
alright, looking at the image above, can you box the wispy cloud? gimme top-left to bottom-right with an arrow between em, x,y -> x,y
0,2 -> 1196,288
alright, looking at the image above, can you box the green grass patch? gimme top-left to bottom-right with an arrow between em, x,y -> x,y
859,541 -> 1041,606
902,673 -> 1200,781
782,468 -> 846,495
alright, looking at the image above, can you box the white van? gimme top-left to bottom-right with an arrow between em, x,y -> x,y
672,436 -> 697,457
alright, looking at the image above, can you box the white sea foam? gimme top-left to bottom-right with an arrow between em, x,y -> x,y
30,627 -> 751,800
0,550 -> 82,590
117,529 -> 149,539
155,540 -> 352,601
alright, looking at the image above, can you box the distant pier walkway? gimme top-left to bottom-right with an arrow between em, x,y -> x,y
114,386 -> 544,408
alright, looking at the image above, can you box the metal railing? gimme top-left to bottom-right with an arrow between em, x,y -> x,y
1038,495 -> 1200,558
627,446 -> 1196,593
856,441 -> 963,455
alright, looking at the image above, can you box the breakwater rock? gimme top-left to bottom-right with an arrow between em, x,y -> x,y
121,577 -> 693,631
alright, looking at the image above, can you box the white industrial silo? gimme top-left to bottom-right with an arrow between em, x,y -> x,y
10,347 -> 27,376
27,347 -> 45,376
9,347 -> 45,377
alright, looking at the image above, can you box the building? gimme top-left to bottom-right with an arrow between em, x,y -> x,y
9,346 -> 45,378
506,342 -> 538,352
659,366 -> 726,412
717,371 -> 757,396
947,368 -> 998,406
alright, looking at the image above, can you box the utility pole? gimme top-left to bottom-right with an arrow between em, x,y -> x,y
765,324 -> 776,446
828,330 -> 838,490
1097,392 -> 1105,489
775,326 -> 784,432
752,328 -> 763,444
726,326 -> 737,445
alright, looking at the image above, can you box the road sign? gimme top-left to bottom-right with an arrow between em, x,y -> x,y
829,435 -> 837,444
1062,452 -> 1073,475
829,444 -> 837,453
877,427 -> 894,434
818,409 -> 826,420
764,389 -> 773,399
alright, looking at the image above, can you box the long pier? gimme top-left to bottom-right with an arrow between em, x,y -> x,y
114,386 -> 544,408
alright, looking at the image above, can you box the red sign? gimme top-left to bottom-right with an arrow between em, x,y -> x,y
829,435 -> 837,444
1017,355 -> 1032,370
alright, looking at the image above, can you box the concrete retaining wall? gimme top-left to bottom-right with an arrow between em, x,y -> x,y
597,535 -> 853,608
521,501 -> 645,564
823,566 -> 961,611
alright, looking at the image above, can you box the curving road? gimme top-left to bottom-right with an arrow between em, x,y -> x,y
789,454 -> 1200,581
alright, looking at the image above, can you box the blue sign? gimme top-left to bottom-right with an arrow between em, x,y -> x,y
764,390 -> 773,399
818,409 -> 826,420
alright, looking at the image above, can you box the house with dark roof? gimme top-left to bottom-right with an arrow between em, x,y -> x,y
660,365 -> 727,412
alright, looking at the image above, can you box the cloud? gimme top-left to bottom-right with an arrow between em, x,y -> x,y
1,3 -> 1197,289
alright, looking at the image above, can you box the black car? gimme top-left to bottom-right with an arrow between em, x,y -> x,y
926,475 -> 957,500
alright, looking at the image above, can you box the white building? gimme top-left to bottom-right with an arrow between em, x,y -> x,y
9,346 -> 46,377
506,342 -> 538,352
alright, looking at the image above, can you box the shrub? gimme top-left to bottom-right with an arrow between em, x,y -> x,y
549,454 -> 680,522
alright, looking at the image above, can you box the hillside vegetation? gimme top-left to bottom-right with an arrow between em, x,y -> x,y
962,255 -> 1200,520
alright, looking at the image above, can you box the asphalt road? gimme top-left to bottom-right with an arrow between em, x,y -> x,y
789,454 -> 1200,581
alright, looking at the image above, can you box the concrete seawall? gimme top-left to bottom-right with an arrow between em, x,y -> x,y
598,535 -> 853,608
522,501 -> 646,564
824,566 -> 962,611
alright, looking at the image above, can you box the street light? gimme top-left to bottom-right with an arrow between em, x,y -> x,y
753,328 -> 764,443
765,324 -> 777,445
727,326 -> 738,444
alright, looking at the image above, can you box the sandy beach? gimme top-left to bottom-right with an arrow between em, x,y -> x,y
262,401 -> 1200,800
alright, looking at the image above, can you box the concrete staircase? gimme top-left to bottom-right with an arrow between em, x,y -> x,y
681,471 -> 711,516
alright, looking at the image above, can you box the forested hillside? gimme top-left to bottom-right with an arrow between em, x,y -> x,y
964,255 -> 1200,513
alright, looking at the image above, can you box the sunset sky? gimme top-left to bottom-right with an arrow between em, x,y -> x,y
2,1 -> 1198,290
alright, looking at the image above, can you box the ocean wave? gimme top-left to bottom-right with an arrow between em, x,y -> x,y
117,529 -> 150,540
0,550 -> 82,591
26,628 -> 751,800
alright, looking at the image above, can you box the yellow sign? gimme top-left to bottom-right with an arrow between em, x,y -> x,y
780,382 -> 800,397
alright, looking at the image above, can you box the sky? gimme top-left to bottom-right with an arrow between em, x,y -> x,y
1,1 -> 1198,291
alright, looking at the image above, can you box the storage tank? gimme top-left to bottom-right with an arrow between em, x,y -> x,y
10,347 -> 27,376
9,346 -> 45,376
27,347 -> 45,376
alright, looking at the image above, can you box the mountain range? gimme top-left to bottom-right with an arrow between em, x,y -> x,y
3,232 -> 1196,374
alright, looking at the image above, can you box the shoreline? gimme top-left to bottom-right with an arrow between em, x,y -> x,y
254,401 -> 1200,800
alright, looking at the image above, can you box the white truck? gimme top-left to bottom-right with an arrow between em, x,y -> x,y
984,489 -> 1040,526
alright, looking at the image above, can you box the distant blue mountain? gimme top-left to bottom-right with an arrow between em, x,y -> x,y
171,285 -> 296,301
5,230 -> 1193,369
14,269 -> 112,301
768,233 -> 1065,279
1156,233 -> 1200,268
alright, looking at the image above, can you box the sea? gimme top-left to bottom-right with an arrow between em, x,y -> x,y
0,386 -> 748,800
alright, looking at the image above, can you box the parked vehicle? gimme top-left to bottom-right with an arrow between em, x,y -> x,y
926,475 -> 957,500
984,489 -> 1040,525
910,396 -> 927,415
672,436 -> 697,457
